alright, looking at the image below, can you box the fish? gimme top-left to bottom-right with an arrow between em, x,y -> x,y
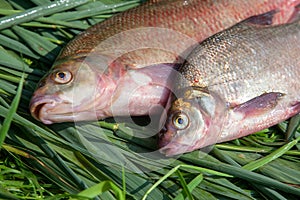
158,15 -> 300,156
30,0 -> 300,124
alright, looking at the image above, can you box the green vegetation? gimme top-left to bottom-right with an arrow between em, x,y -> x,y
0,0 -> 299,199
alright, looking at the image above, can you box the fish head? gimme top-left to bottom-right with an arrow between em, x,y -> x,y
159,87 -> 225,156
30,55 -> 114,124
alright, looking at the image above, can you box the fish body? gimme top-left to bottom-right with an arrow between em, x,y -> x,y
159,18 -> 300,156
30,0 -> 300,124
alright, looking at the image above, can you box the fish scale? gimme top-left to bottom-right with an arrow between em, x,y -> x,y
182,22 -> 299,103
58,0 -> 299,60
30,0 -> 300,124
159,18 -> 300,156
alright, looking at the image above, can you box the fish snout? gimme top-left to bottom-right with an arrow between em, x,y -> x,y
158,126 -> 169,148
158,138 -> 186,157
158,125 -> 179,156
29,96 -> 60,124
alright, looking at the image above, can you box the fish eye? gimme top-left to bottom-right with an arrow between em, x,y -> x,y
172,112 -> 189,130
52,70 -> 72,84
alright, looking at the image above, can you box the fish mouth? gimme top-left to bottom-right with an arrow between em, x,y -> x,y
158,129 -> 194,156
30,95 -> 100,124
30,96 -> 74,124
159,142 -> 193,157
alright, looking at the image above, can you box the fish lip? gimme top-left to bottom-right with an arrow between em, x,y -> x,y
30,95 -> 68,124
158,131 -> 188,156
159,142 -> 191,157
30,95 -> 101,124
158,129 -> 196,156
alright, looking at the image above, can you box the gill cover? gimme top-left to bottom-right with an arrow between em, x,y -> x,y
159,87 -> 226,156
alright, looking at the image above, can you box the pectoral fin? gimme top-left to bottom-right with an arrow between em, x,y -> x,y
232,92 -> 284,117
245,10 -> 277,25
245,4 -> 300,26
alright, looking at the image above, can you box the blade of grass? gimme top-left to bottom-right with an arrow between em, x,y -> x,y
212,147 -> 293,199
216,143 -> 300,156
242,136 -> 300,171
0,48 -> 32,73
0,79 -> 17,95
142,165 -> 180,200
0,191 -> 19,200
174,174 -> 203,200
0,66 -> 43,80
0,9 -> 20,16
0,107 -> 65,145
74,151 -> 111,181
50,0 -> 143,21
30,0 -> 51,6
181,156 -> 300,196
2,144 -> 79,193
43,124 -> 163,199
212,146 -> 241,167
286,114 -> 300,141
259,159 -> 300,184
35,17 -> 89,29
23,127 -> 89,191
0,0 -> 90,30
199,179 -> 254,200
77,180 -> 125,200
12,26 -> 58,60
252,185 -> 289,200
0,73 -> 24,148
142,164 -> 231,200
176,170 -> 193,200
0,73 -> 22,83
0,0 -> 12,9
0,9 -> 89,30
122,166 -> 126,199
0,33 -> 40,59
0,96 -> 10,108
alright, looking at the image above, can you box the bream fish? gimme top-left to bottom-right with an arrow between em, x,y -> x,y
159,16 -> 300,156
30,0 -> 300,124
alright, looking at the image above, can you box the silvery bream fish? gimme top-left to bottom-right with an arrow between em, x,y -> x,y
158,16 -> 300,156
29,0 -> 300,124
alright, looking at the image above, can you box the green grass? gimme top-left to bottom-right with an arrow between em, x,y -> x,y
0,0 -> 299,199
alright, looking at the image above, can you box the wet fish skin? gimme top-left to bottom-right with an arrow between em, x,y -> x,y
159,18 -> 300,156
30,0 -> 300,124
59,0 -> 299,60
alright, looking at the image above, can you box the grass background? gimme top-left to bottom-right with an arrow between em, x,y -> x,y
0,0 -> 299,199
